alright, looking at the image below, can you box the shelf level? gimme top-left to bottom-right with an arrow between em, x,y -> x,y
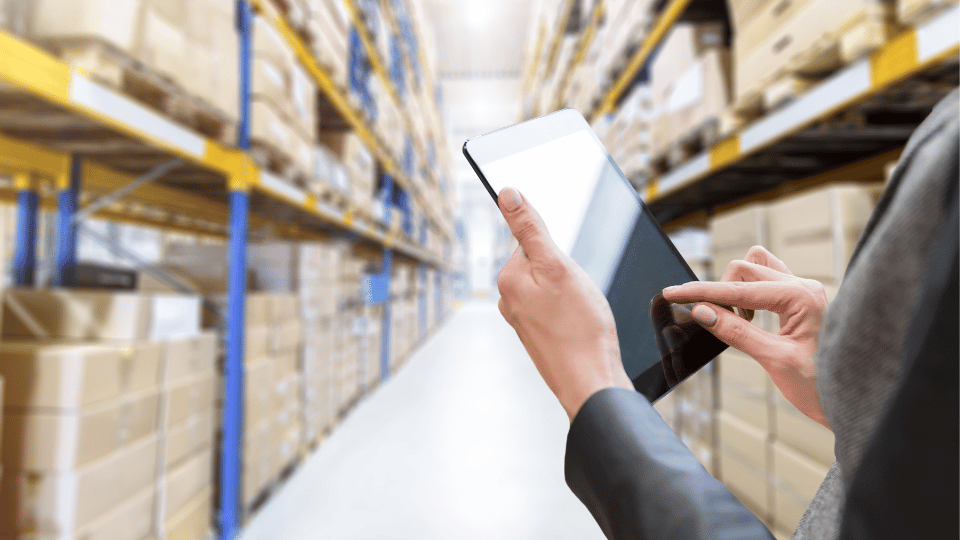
643,6 -> 959,225
0,28 -> 447,267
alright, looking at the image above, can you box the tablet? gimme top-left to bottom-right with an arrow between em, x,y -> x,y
463,108 -> 727,402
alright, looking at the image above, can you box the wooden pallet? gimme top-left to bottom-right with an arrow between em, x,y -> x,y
243,455 -> 303,520
48,39 -> 237,145
732,6 -> 898,119
250,139 -> 311,187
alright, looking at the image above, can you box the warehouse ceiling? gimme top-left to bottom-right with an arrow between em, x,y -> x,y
422,0 -> 535,187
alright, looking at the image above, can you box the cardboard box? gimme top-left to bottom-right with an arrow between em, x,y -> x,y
718,349 -> 770,390
773,391 -> 836,465
244,358 -> 274,431
0,435 -> 158,535
160,451 -> 212,523
0,341 -> 161,409
710,203 -> 769,253
769,184 -> 878,282
164,373 -> 215,428
271,320 -> 304,354
2,289 -> 201,341
734,0 -> 891,100
31,485 -> 156,540
274,350 -> 300,379
3,389 -> 160,472
163,332 -> 218,383
772,441 -> 830,531
28,0 -> 143,52
165,487 -> 212,540
717,412 -> 771,520
725,0 -> 768,31
163,408 -> 215,471
246,324 -> 271,363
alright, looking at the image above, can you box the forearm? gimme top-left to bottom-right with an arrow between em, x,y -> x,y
565,388 -> 773,540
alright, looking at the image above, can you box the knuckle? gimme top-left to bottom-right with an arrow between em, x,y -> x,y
746,245 -> 768,260
512,214 -> 542,243
538,255 -> 569,280
724,320 -> 748,349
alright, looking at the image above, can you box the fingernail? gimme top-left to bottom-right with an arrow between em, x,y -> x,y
692,304 -> 717,326
663,285 -> 680,295
499,187 -> 522,212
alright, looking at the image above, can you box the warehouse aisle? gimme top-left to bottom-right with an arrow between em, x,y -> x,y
239,300 -> 605,540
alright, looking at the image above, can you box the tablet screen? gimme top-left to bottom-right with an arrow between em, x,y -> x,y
465,112 -> 726,400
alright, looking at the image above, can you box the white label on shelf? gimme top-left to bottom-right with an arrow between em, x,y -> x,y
69,73 -> 206,158
658,153 -> 710,196
917,5 -> 960,63
260,171 -> 309,205
740,60 -> 871,155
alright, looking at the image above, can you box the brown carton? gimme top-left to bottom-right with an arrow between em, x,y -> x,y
162,408 -> 214,471
3,389 -> 160,471
734,0 -> 891,101
2,289 -> 200,341
717,411 -> 772,521
163,332 -> 218,383
164,373 -> 215,428
165,487 -> 212,540
32,485 -> 156,540
768,184 -> 878,282
773,391 -> 836,465
0,341 -> 161,409
772,441 -> 830,531
159,451 -> 212,524
0,435 -> 158,534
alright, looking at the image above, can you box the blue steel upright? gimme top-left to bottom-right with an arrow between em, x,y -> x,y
13,174 -> 39,287
380,173 -> 394,382
54,156 -> 82,286
219,2 -> 252,539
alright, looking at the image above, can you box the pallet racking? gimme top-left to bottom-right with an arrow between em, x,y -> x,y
522,0 -> 958,229
0,1 -> 455,538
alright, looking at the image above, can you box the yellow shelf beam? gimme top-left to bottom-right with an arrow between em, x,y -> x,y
553,3 -> 604,112
643,7 -> 959,206
591,0 -> 693,121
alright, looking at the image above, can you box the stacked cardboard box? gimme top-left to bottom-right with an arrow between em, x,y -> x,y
0,289 -> 215,540
20,0 -> 238,124
319,131 -> 378,217
306,0 -> 350,88
768,184 -> 882,285
649,22 -> 730,161
600,84 -> 652,181
727,0 -> 893,110
252,14 -> 317,181
238,292 -> 304,507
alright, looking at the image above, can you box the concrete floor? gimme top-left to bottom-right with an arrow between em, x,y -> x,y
239,300 -> 605,540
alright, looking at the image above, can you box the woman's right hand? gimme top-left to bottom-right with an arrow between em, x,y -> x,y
662,246 -> 831,429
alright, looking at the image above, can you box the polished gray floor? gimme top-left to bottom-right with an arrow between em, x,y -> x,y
239,300 -> 605,540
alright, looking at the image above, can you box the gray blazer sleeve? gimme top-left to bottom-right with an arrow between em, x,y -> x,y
565,388 -> 773,540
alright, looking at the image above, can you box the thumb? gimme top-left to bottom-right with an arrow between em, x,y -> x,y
498,187 -> 557,261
